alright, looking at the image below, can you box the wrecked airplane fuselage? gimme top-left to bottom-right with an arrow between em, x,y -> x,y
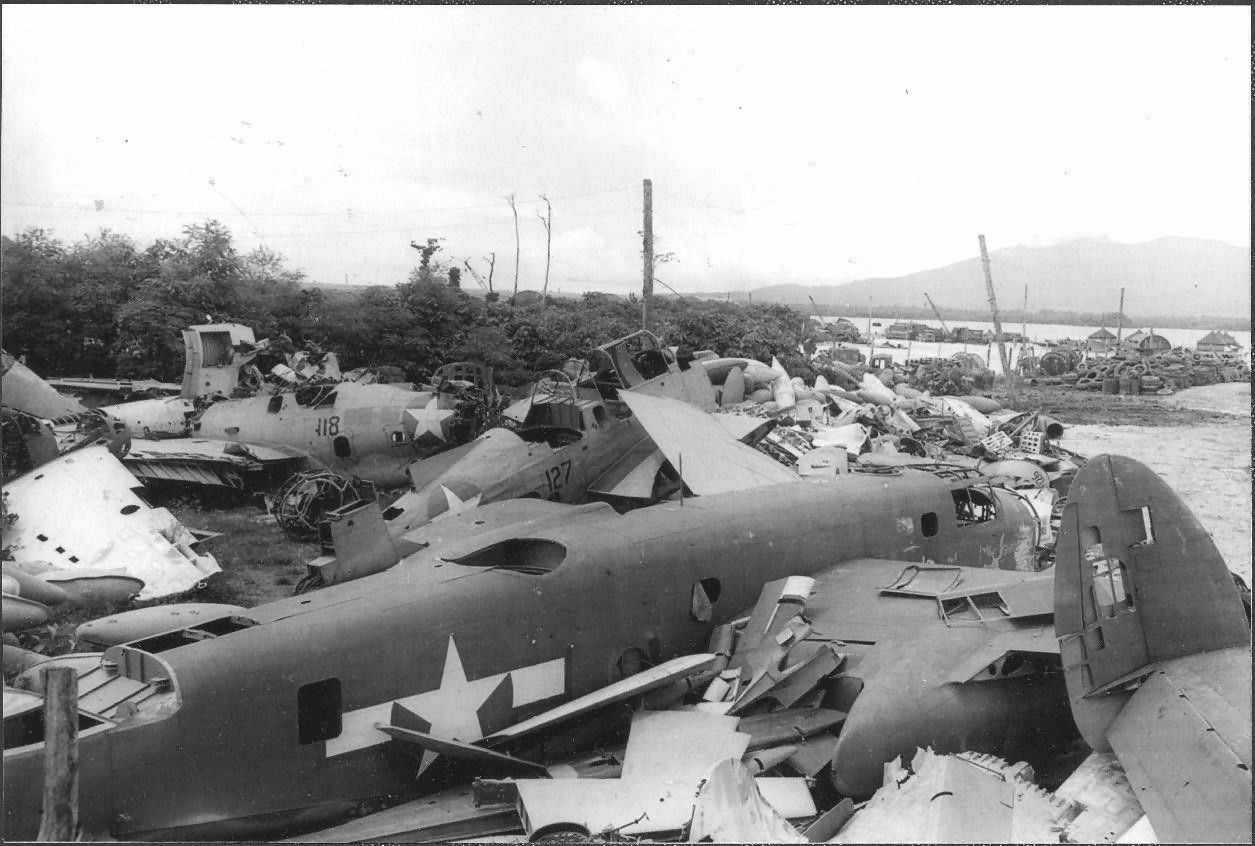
190,381 -> 438,488
4,469 -> 1045,840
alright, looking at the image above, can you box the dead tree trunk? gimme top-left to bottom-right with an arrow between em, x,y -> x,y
538,195 -> 552,299
507,194 -> 520,304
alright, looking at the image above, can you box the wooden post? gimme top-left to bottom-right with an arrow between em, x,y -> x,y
1019,284 -> 1029,371
1115,287 -> 1125,346
978,234 -> 1017,406
642,179 -> 653,331
38,666 -> 78,841
866,302 -> 875,364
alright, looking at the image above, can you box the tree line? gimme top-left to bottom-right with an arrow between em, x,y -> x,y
2,221 -> 813,388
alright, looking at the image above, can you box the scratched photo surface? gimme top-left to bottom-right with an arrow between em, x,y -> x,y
2,5 -> 1250,843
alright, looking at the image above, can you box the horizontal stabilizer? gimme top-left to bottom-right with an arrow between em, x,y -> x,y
619,391 -> 798,494
484,653 -> 719,745
587,438 -> 665,500
376,724 -> 550,777
1105,652 -> 1252,843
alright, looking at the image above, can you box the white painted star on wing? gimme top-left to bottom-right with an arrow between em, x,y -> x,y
437,484 -> 483,520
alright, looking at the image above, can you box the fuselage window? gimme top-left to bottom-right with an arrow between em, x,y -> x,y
268,395 -> 283,414
921,512 -> 939,537
333,436 -> 352,458
952,487 -> 997,525
297,677 -> 342,744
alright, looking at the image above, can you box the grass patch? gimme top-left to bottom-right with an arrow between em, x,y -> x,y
169,500 -> 319,608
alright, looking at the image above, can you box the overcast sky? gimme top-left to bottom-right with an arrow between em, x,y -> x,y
2,5 -> 1250,295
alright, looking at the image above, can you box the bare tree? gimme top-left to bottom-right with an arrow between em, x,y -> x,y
537,194 -> 552,298
484,252 -> 495,293
506,194 -> 520,303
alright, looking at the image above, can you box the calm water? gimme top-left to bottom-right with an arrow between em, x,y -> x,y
819,317 -> 1250,376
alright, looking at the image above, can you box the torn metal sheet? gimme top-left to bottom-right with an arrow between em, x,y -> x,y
3,445 -> 220,599
688,758 -> 809,843
833,748 -> 1079,843
801,796 -> 855,842
511,710 -> 814,839
797,446 -> 848,476
1054,752 -> 1147,843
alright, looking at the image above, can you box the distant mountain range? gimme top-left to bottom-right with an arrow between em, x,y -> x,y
728,237 -> 1251,321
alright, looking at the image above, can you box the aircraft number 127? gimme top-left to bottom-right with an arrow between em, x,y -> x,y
544,460 -> 573,494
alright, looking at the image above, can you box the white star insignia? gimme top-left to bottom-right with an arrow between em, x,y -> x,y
435,484 -> 483,521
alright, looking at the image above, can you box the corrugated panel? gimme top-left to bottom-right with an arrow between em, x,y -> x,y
125,461 -> 233,487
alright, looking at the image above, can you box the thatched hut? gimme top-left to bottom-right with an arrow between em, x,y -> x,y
1196,330 -> 1241,353
1086,327 -> 1117,351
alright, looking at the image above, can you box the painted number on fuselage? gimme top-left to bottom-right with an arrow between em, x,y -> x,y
545,460 -> 573,494
314,416 -> 341,437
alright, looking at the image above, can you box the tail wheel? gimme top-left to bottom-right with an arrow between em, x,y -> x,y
270,469 -> 361,539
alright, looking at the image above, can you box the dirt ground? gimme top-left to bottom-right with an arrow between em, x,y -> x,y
1044,382 -> 1251,582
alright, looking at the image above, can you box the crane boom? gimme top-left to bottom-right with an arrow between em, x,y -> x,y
923,293 -> 951,339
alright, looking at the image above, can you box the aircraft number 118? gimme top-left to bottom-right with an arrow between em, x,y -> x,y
314,416 -> 342,437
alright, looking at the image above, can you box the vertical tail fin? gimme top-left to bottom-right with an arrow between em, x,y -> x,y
1054,454 -> 1248,748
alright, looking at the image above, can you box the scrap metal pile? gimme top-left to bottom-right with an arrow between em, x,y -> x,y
699,353 -> 1076,532
2,328 -> 1249,844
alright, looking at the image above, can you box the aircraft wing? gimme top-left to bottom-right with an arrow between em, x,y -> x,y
711,412 -> 773,442
122,437 -> 310,487
803,558 -> 1058,647
1104,648 -> 1251,843
618,391 -> 798,495
1,350 -> 88,418
3,445 -> 220,600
